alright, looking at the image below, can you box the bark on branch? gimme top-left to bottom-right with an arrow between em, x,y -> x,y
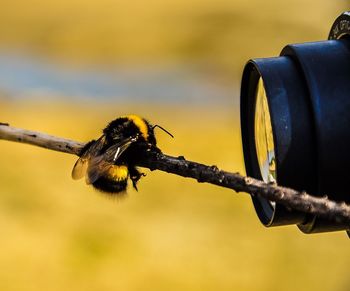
1,123 -> 350,225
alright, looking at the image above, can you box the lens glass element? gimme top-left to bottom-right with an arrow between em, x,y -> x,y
254,77 -> 276,183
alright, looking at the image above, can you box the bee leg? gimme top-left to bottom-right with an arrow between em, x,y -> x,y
146,143 -> 162,153
129,167 -> 146,191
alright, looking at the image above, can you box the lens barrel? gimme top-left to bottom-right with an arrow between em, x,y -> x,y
240,12 -> 350,234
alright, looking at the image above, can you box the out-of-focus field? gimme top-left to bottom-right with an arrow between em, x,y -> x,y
0,103 -> 349,291
0,0 -> 347,75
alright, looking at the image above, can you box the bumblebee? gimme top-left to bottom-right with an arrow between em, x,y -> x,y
72,114 -> 172,195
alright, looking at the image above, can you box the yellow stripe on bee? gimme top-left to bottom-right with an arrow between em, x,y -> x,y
108,165 -> 129,181
126,114 -> 149,140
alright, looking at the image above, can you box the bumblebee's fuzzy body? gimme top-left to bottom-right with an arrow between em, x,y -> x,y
75,115 -> 157,195
90,165 -> 129,193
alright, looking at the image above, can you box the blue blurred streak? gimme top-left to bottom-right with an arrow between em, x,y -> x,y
0,51 -> 237,106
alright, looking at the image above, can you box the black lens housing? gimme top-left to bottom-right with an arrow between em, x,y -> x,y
240,12 -> 350,234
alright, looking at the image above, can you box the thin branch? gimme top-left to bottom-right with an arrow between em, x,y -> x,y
1,123 -> 350,224
0,123 -> 85,155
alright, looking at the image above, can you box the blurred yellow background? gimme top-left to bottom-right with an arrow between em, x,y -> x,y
0,1 -> 349,291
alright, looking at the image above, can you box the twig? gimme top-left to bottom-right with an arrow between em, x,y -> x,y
0,123 -> 350,224
0,123 -> 85,155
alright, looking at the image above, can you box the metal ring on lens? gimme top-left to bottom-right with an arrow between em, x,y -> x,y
241,57 -> 310,227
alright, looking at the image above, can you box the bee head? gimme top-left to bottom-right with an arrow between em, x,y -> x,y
104,115 -> 150,143
103,115 -> 171,146
103,117 -> 129,140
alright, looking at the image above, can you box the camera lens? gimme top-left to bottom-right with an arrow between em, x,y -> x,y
240,12 -> 350,234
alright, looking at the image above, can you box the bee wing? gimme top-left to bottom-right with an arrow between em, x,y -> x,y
71,135 -> 106,180
85,136 -> 138,184
71,158 -> 89,180
85,157 -> 113,185
104,137 -> 136,162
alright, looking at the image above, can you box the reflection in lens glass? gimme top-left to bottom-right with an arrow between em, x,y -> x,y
254,77 -> 276,184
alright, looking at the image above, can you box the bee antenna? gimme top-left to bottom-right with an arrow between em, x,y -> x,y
152,125 -> 174,138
